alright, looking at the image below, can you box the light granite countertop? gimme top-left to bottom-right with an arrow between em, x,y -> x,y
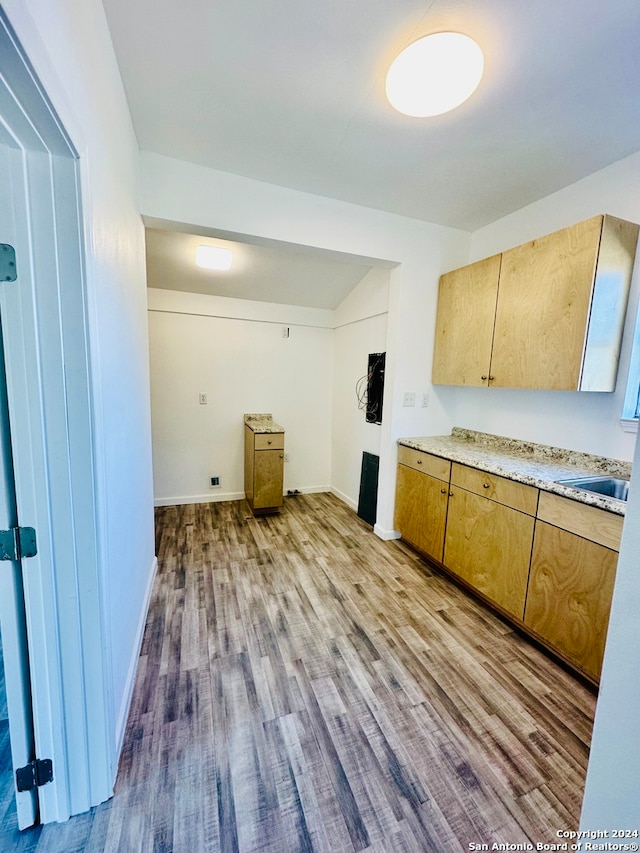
244,413 -> 285,434
398,427 -> 631,516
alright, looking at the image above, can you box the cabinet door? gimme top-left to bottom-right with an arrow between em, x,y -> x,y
444,487 -> 534,620
490,217 -> 602,389
524,521 -> 618,680
432,254 -> 501,386
254,449 -> 284,509
394,465 -> 448,562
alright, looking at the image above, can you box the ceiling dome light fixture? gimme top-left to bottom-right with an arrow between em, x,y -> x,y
195,244 -> 233,271
386,31 -> 484,117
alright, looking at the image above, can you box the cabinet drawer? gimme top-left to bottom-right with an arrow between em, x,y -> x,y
451,462 -> 538,515
254,432 -> 285,451
398,446 -> 450,481
537,491 -> 623,551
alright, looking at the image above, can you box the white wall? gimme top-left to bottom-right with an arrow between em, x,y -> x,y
580,428 -> 640,825
148,288 -> 333,503
140,151 -> 471,535
4,0 -> 155,809
149,267 -> 391,511
435,151 -> 640,462
331,268 -> 389,509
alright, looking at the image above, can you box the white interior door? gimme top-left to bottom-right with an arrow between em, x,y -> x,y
0,144 -> 38,829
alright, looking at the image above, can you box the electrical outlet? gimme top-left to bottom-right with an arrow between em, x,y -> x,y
421,393 -> 429,407
284,453 -> 290,462
282,326 -> 290,338
402,392 -> 416,407
210,476 -> 220,488
199,392 -> 208,405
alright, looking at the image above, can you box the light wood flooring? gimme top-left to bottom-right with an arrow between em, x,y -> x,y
1,493 -> 596,851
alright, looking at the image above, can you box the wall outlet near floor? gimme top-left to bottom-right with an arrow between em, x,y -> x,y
422,393 -> 429,407
284,453 -> 290,462
210,476 -> 220,488
402,392 -> 416,407
199,392 -> 208,405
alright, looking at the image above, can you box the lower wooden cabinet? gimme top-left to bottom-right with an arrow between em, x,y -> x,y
525,521 -> 619,681
394,450 -> 623,683
444,486 -> 535,620
444,463 -> 537,620
394,464 -> 449,562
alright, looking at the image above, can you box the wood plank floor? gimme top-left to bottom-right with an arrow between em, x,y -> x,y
1,493 -> 596,851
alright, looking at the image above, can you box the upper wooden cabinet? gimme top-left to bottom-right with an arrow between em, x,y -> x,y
431,254 -> 501,387
432,215 -> 639,391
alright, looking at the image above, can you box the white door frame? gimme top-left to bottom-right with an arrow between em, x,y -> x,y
0,307 -> 38,828
0,8 -> 112,822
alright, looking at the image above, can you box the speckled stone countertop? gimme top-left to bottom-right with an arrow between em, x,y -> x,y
399,427 -> 631,515
244,413 -> 285,434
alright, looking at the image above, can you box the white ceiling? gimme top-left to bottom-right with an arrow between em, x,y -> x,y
144,220 -> 387,309
104,0 -> 640,232
104,0 -> 640,307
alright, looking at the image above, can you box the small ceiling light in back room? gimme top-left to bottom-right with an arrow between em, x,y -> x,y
386,31 -> 484,117
195,245 -> 233,271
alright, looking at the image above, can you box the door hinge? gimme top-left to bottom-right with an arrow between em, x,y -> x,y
0,527 -> 37,561
16,758 -> 53,792
0,244 -> 17,282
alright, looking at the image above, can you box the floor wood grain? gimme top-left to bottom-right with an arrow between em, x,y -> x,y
1,493 -> 596,851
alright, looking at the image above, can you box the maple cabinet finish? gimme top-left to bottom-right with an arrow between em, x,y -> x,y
525,521 -> 619,681
244,425 -> 285,514
432,214 -> 639,391
536,490 -> 623,551
394,448 -> 450,562
397,444 -> 450,479
431,254 -> 501,387
450,462 -> 539,515
394,449 -> 623,682
444,468 -> 537,620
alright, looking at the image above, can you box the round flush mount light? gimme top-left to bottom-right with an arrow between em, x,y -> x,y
385,32 -> 484,117
195,244 -> 233,271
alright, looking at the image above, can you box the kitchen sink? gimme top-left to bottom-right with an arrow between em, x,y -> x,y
555,475 -> 630,502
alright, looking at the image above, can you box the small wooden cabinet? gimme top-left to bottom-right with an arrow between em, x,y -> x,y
444,464 -> 537,620
524,493 -> 623,680
432,215 -> 638,391
394,447 -> 450,562
244,415 -> 285,515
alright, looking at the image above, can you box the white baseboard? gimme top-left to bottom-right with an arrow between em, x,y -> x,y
154,491 -> 245,507
115,555 -> 158,756
374,524 -> 401,541
329,486 -> 357,510
290,485 -> 331,496
155,487 -> 332,508
329,489 -> 399,540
